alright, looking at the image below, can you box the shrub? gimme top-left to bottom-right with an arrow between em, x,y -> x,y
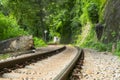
91,42 -> 107,51
114,41 -> 120,56
0,13 -> 27,40
33,37 -> 46,47
87,3 -> 99,23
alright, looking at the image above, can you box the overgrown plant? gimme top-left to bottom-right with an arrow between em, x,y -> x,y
0,13 -> 27,40
75,0 -> 107,52
87,3 -> 99,23
33,37 -> 46,47
114,41 -> 120,56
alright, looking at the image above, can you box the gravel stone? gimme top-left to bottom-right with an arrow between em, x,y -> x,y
81,49 -> 120,80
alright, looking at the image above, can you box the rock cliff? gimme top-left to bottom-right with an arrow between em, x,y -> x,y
103,0 -> 120,43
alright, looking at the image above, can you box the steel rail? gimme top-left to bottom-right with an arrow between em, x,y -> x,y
0,46 -> 66,73
54,47 -> 84,80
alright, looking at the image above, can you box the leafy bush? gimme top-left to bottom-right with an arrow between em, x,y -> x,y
0,13 -> 27,40
91,42 -> 107,51
116,41 -> 120,51
75,22 -> 108,51
75,0 -> 107,52
114,41 -> 120,56
33,37 -> 46,47
87,3 -> 99,23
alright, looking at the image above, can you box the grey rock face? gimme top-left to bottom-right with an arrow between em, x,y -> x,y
0,35 -> 34,54
103,0 -> 120,43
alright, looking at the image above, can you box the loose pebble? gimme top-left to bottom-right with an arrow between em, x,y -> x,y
70,49 -> 120,80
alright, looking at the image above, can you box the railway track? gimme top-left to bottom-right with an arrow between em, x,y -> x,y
0,45 -> 84,80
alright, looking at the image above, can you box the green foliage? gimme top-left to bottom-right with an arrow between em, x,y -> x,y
76,23 -> 93,47
114,41 -> 120,56
75,0 -> 108,52
114,52 -> 120,56
87,3 -> 99,23
111,31 -> 116,37
3,0 -> 50,37
76,22 -> 107,51
0,0 -> 83,44
116,41 -> 120,51
0,54 -> 10,60
78,29 -> 107,51
46,0 -> 82,43
0,13 -> 27,40
99,0 -> 107,22
1,0 -> 118,57
91,42 -> 107,51
33,37 -> 46,47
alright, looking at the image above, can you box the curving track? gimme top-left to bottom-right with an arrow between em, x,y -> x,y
0,45 -> 83,80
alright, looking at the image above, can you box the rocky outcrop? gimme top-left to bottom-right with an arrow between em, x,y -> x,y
0,35 -> 34,54
103,0 -> 120,43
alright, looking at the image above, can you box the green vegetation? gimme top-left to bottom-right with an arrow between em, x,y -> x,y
0,13 -> 27,40
0,54 -> 10,60
114,41 -> 120,56
0,0 -> 120,56
76,0 -> 107,51
33,37 -> 46,47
